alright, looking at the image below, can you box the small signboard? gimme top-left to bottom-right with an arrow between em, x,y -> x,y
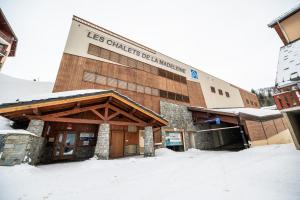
80,132 -> 95,141
191,69 -> 199,79
165,132 -> 182,146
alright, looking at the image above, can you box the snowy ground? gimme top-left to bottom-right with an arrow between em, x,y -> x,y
1,144 -> 300,200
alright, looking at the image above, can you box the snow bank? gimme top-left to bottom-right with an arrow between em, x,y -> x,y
0,116 -> 13,130
1,144 -> 299,200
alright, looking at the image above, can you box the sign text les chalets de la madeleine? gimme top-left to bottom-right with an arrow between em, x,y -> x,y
87,31 -> 186,73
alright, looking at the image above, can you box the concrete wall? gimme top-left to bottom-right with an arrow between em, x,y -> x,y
198,71 -> 245,109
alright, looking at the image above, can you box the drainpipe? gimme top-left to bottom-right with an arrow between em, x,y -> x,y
237,115 -> 249,148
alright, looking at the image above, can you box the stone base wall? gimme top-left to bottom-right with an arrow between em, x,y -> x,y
160,101 -> 196,150
0,133 -> 37,166
160,101 -> 196,131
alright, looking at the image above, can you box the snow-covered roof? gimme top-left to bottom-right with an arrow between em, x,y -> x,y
210,107 -> 281,118
0,89 -> 105,105
268,4 -> 300,27
275,39 -> 300,88
189,106 -> 282,119
0,73 -> 53,104
0,89 -> 168,124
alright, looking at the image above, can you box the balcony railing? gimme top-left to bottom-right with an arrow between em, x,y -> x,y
273,89 -> 300,110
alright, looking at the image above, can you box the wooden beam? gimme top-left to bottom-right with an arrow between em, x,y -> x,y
40,104 -> 106,118
91,109 -> 105,120
40,116 -> 146,126
130,109 -> 136,114
0,93 -> 111,114
104,103 -> 109,120
108,104 -> 145,124
107,111 -> 120,120
110,93 -> 168,125
42,117 -> 103,124
33,108 -> 41,115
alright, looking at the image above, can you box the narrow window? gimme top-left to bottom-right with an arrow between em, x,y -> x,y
211,86 -> 216,93
225,92 -> 230,97
218,89 -> 223,95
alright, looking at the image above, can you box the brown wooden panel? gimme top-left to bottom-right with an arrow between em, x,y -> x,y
187,81 -> 206,107
245,120 -> 266,141
274,118 -> 286,133
110,130 -> 124,158
262,120 -> 278,138
125,131 -> 139,145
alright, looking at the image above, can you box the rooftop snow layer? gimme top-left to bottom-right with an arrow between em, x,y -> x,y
211,107 -> 281,117
275,39 -> 300,88
0,89 -> 106,105
0,73 -> 54,104
268,3 -> 300,27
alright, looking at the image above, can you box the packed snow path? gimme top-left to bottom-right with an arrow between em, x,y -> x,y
1,144 -> 300,200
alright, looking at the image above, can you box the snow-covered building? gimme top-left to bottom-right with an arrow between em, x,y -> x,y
0,8 -> 17,71
269,4 -> 300,150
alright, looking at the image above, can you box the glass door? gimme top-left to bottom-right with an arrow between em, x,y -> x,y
53,132 -> 77,160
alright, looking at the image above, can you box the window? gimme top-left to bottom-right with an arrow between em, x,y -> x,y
145,87 -> 152,95
182,95 -> 190,103
137,85 -> 145,93
166,71 -> 174,80
218,89 -> 223,95
95,75 -> 107,85
83,71 -> 96,83
128,82 -> 137,91
107,77 -> 118,87
211,86 -> 216,93
175,94 -> 183,101
159,90 -> 167,98
168,92 -> 176,100
180,77 -> 187,84
151,88 -> 159,96
225,92 -> 230,97
117,80 -> 128,90
246,99 -> 250,104
158,69 -> 166,77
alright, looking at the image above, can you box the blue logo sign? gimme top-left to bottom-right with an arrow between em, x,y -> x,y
191,69 -> 198,79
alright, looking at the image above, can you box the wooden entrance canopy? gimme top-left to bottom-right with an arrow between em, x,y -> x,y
0,90 -> 168,127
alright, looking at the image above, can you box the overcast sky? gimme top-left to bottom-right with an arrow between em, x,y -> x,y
1,0 -> 299,90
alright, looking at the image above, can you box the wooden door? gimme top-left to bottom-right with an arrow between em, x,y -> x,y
110,130 -> 124,158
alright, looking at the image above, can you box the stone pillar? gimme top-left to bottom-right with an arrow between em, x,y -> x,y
27,120 -> 44,136
26,119 -> 45,165
94,123 -> 110,159
144,126 -> 155,157
183,131 -> 190,151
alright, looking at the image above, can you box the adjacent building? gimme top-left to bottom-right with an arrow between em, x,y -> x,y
269,4 -> 300,149
0,8 -> 17,71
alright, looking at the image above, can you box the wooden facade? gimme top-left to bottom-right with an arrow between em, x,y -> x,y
53,53 -> 207,113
